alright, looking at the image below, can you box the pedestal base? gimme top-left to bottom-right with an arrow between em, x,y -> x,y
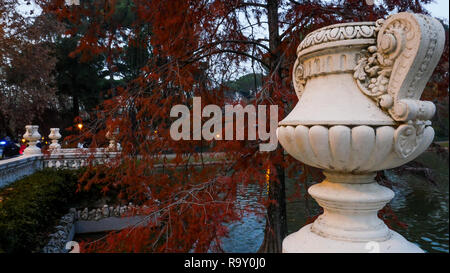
282,224 -> 423,253
23,146 -> 42,155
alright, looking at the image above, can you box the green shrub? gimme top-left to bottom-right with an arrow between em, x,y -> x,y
0,168 -> 81,252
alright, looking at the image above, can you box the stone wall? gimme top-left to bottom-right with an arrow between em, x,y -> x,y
42,204 -> 159,253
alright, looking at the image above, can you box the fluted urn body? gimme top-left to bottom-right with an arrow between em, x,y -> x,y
277,13 -> 445,253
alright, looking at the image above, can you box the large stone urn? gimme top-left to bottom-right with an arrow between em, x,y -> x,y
277,13 -> 445,253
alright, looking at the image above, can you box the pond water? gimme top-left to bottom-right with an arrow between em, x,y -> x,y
220,185 -> 266,253
221,151 -> 449,253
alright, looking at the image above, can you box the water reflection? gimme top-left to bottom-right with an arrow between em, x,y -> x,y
386,151 -> 449,253
220,184 -> 265,253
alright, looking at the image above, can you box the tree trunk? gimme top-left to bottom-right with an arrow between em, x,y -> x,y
258,0 -> 288,253
258,158 -> 288,253
0,112 -> 14,138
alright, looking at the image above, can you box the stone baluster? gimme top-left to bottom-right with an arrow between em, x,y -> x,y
23,125 -> 42,155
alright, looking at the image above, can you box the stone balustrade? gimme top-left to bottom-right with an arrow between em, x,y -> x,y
0,124 -> 227,188
0,125 -> 119,188
0,154 -> 43,188
43,148 -> 119,169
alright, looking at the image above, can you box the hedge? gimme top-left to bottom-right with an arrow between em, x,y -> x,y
0,169 -> 80,253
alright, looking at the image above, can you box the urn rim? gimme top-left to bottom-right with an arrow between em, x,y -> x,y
297,21 -> 378,59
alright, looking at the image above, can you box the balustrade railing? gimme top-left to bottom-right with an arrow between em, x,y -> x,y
1,125 -> 227,188
43,148 -> 119,169
0,154 -> 43,188
0,126 -> 119,188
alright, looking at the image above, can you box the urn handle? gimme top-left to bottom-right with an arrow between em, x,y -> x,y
354,12 -> 445,122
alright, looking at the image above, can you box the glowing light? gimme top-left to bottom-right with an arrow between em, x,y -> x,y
216,134 -> 221,138
21,139 -> 26,143
0,141 -> 6,145
77,123 -> 83,130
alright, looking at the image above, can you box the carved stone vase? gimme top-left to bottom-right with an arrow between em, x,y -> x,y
106,129 -> 119,151
277,13 -> 445,253
23,125 -> 42,155
49,128 -> 62,150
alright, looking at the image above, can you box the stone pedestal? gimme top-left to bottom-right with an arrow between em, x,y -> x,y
283,224 -> 422,253
278,12 -> 445,253
282,172 -> 423,253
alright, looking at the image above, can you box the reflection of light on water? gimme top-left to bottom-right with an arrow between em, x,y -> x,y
220,213 -> 265,253
211,183 -> 265,253
384,151 -> 449,253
